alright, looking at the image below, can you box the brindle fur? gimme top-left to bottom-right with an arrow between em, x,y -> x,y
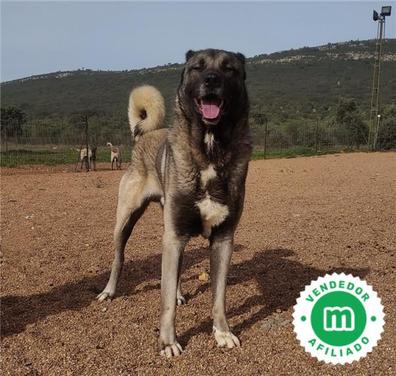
97,49 -> 251,357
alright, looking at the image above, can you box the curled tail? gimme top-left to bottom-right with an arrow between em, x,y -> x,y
128,85 -> 165,141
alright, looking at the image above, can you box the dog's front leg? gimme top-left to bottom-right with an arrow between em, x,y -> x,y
176,252 -> 186,305
159,229 -> 187,357
210,233 -> 241,349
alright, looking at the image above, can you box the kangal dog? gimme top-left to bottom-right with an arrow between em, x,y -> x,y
98,49 -> 251,357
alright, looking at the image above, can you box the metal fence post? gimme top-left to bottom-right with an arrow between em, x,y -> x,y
84,115 -> 89,172
264,117 -> 268,159
315,117 -> 319,153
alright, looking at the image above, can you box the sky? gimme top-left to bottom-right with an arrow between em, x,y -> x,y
1,1 -> 395,81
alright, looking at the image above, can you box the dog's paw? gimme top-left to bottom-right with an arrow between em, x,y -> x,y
176,295 -> 186,306
213,327 -> 241,348
96,290 -> 114,302
160,342 -> 183,358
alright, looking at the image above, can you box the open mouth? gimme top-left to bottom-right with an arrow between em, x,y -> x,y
195,95 -> 224,122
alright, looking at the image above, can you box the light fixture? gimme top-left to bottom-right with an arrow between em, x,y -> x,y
381,6 -> 392,17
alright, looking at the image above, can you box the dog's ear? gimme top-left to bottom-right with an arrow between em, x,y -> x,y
235,52 -> 245,65
185,50 -> 196,62
235,52 -> 246,80
179,68 -> 186,86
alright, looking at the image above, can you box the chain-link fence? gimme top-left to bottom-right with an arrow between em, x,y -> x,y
1,114 -> 395,167
1,119 -> 132,167
250,113 -> 395,159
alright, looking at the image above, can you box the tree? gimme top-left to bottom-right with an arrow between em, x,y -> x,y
1,107 -> 27,152
335,99 -> 367,148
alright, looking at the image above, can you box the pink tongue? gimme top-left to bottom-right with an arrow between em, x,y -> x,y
201,101 -> 220,119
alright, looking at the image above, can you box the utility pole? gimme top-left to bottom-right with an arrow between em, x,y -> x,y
368,6 -> 392,151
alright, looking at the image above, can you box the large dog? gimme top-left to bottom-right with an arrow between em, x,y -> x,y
97,49 -> 252,357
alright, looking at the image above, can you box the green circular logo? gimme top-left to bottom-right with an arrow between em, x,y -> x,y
311,291 -> 366,346
293,273 -> 385,364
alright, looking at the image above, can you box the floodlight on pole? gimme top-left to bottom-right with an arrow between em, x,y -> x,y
368,5 -> 392,151
381,6 -> 392,17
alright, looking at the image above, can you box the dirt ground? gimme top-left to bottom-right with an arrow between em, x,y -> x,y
1,152 -> 395,375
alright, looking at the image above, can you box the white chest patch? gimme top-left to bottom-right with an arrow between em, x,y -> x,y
200,164 -> 217,188
196,194 -> 229,238
204,132 -> 215,151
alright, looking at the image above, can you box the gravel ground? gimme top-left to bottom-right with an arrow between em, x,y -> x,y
1,152 -> 395,375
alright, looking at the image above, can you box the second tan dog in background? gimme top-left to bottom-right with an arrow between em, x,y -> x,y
106,142 -> 122,170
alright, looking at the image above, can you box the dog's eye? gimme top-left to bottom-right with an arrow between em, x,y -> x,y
224,65 -> 236,73
191,64 -> 204,71
191,59 -> 205,71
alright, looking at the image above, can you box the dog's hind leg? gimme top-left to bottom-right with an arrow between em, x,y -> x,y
97,174 -> 150,302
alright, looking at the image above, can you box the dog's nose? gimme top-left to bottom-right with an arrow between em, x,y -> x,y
204,72 -> 221,88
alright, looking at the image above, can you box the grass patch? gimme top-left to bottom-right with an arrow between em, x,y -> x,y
0,147 -> 131,167
1,145 -> 361,167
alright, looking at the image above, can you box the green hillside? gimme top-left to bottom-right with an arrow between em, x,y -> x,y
2,39 -> 396,118
1,39 -> 396,163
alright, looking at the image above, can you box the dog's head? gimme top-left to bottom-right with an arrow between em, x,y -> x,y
178,49 -> 248,126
